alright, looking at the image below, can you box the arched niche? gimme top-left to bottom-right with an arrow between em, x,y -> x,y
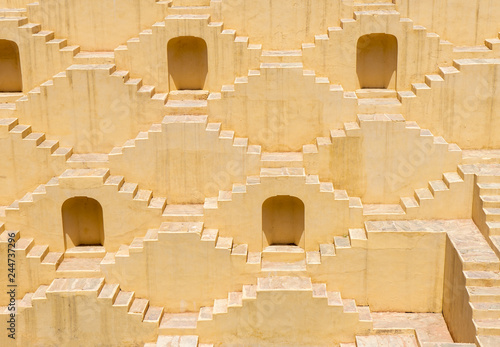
356,33 -> 398,89
62,197 -> 105,248
262,195 -> 305,247
0,39 -> 22,92
167,36 -> 208,90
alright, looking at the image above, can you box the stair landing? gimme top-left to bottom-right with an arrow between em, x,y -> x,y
56,246 -> 105,277
262,245 -> 305,262
56,258 -> 102,277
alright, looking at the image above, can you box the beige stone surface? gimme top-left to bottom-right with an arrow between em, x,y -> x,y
0,0 -> 499,346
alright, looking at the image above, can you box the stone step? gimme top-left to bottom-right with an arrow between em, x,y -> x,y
260,152 -> 303,167
352,2 -> 396,11
152,335 -> 200,347
484,208 -> 500,222
464,271 -> 500,286
165,100 -> 208,115
64,246 -> 106,258
0,8 -> 27,17
261,245 -> 305,262
73,51 -> 114,64
356,334 -> 418,347
112,290 -> 135,311
487,222 -> 500,235
159,313 -> 198,332
355,88 -> 398,99
462,150 -> 500,165
468,286 -> 500,303
478,183 -> 500,195
261,50 -> 302,63
13,237 -> 34,256
490,236 -> 500,258
474,318 -> 500,335
357,97 -> 401,113
363,204 -> 405,217
162,204 -> 204,222
260,260 -> 307,272
481,195 -> 500,208
67,153 -> 109,168
55,258 -> 103,278
45,278 -> 103,296
477,335 -> 500,347
168,90 -> 209,101
471,302 -> 500,319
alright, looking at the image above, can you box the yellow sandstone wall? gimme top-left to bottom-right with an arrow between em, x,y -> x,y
0,18 -> 77,93
16,64 -> 165,153
396,0 -> 500,46
26,0 -> 172,51
115,14 -> 261,93
0,0 -> 499,345
3,169 -> 165,252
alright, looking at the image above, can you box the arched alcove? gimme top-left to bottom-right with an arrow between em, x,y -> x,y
262,195 -> 305,246
167,36 -> 208,90
356,33 -> 398,89
62,197 -> 104,248
0,39 -> 22,92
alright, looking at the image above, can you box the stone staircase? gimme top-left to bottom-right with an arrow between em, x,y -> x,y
3,227 -> 109,299
107,113 -> 261,202
100,220 -> 369,275
109,114 -> 259,160
444,221 -> 500,345
165,90 -> 209,115
302,113 -> 462,198
399,64 -> 462,112
301,9 -> 447,83
5,169 -> 167,219
100,221 -> 261,271
204,166 -> 363,251
159,276 -> 373,344
0,117 -> 72,163
208,61 -> 357,124
16,63 -> 168,115
9,229 -> 63,276
452,31 -> 500,59
4,277 -> 163,345
115,13 -> 262,91
95,278 -> 164,327
471,165 -> 500,259
467,272 -> 500,343
0,14 -> 79,96
56,247 -> 106,278
399,59 -> 500,119
362,164 -> 472,220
